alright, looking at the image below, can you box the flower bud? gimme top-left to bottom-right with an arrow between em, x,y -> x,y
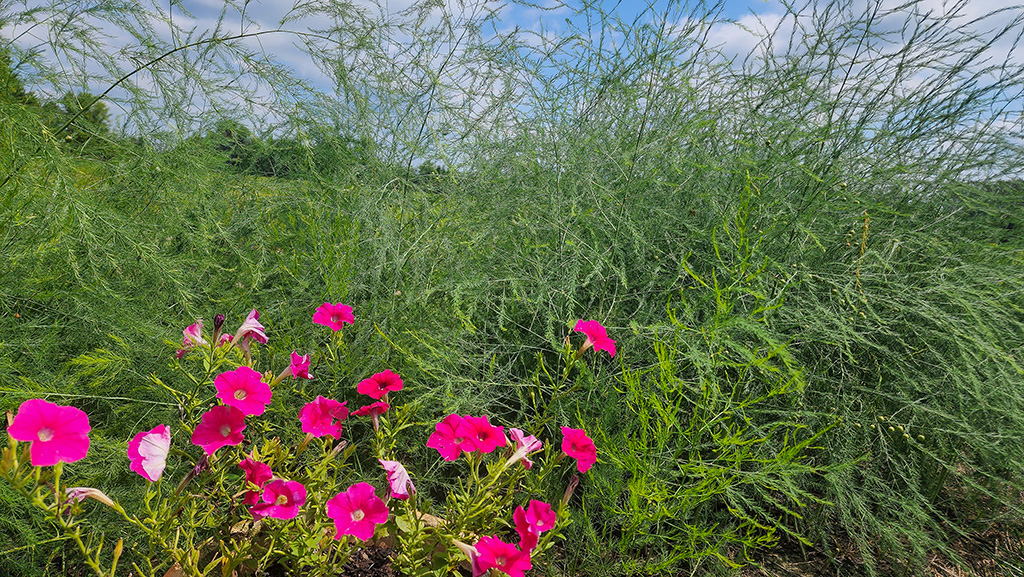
214,314 -> 225,330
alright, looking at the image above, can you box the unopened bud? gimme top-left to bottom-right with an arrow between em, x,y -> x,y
214,314 -> 225,330
562,474 -> 580,507
65,487 -> 115,508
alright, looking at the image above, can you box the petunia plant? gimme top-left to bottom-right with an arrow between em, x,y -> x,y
1,305 -> 601,577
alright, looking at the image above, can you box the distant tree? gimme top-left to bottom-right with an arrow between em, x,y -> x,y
0,49 -> 38,106
57,91 -> 111,157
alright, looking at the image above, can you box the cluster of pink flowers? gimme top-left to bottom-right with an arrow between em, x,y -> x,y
5,310 -> 610,574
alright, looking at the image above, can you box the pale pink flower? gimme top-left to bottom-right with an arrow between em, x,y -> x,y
176,319 -> 208,358
561,427 -> 597,473
457,415 -> 506,454
65,487 -> 115,507
251,479 -> 306,520
326,482 -> 389,541
378,459 -> 415,500
232,309 -> 268,353
7,399 -> 91,466
127,424 -> 170,482
214,366 -> 272,416
476,535 -> 532,577
289,351 -> 312,379
356,369 -> 403,399
452,540 -> 487,577
508,427 -> 542,470
426,414 -> 470,461
191,406 -> 246,456
298,396 -> 349,439
313,302 -> 354,331
573,320 -> 616,357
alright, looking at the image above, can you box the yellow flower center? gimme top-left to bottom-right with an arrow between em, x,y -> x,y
234,389 -> 247,400
351,509 -> 365,522
220,425 -> 232,437
496,555 -> 507,566
37,428 -> 54,442
275,494 -> 289,506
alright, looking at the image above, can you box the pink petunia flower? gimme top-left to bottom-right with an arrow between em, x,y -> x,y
476,535 -> 532,577
452,540 -> 487,577
513,500 -> 557,551
352,401 -> 390,432
560,426 -> 597,473
289,351 -> 312,379
378,459 -> 415,500
326,482 -> 389,541
239,457 -> 273,487
251,479 -> 306,520
426,414 -> 471,461
232,309 -> 268,354
214,366 -> 273,416
127,424 -> 171,482
457,415 -> 506,454
573,320 -> 616,357
313,302 -> 354,332
191,406 -> 246,456
7,399 -> 91,466
176,319 -> 208,358
508,427 -> 543,470
356,369 -> 403,399
239,457 -> 273,505
298,396 -> 349,439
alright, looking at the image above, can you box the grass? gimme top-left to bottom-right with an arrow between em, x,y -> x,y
2,0 -> 1024,575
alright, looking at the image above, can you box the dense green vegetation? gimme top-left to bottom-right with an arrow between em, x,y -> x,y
2,0 -> 1023,575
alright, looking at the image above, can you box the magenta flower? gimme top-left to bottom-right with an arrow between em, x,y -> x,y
352,401 -> 390,432
426,414 -> 471,461
7,399 -> 91,466
313,302 -> 354,332
378,459 -> 415,500
214,365 -> 273,416
561,427 -> 597,473
351,401 -> 389,418
356,369 -> 403,399
458,415 -> 506,454
176,319 -> 208,358
239,457 -> 273,487
127,424 -> 171,482
573,320 -> 616,357
508,427 -> 543,470
476,535 -> 532,577
239,457 -> 273,505
251,479 -> 306,520
298,396 -> 349,439
232,309 -> 268,353
514,499 -> 556,550
326,482 -> 389,541
191,406 -> 246,456
289,351 -> 312,379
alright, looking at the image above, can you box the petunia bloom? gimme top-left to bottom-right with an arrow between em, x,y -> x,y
573,320 -> 616,357
127,424 -> 171,482
560,426 -> 597,473
191,406 -> 246,456
378,459 -> 416,500
313,302 -> 354,332
475,535 -> 532,577
326,482 -> 389,541
356,369 -> 403,399
457,415 -> 506,454
232,309 -> 268,354
352,401 -> 389,432
426,414 -> 471,461
514,499 -> 557,550
176,319 -> 208,358
452,540 -> 487,577
508,427 -> 543,470
289,351 -> 312,379
251,479 -> 306,520
214,365 -> 273,416
65,486 -> 115,508
7,399 -> 91,466
239,457 -> 273,505
298,396 -> 349,439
